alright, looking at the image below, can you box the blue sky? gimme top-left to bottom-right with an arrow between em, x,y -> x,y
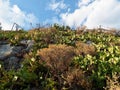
0,0 -> 120,30
10,0 -> 76,23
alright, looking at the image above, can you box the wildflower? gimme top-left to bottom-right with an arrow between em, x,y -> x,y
13,76 -> 18,81
40,76 -> 43,79
0,64 -> 1,68
31,57 -> 35,62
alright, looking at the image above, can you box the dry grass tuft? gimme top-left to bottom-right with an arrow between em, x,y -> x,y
75,41 -> 96,56
63,68 -> 92,90
76,26 -> 87,34
105,75 -> 120,90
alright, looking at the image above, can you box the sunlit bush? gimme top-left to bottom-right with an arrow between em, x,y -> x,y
37,44 -> 75,74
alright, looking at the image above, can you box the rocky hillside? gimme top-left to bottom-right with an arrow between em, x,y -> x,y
0,25 -> 120,90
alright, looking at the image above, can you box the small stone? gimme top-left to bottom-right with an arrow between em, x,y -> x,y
86,40 -> 92,45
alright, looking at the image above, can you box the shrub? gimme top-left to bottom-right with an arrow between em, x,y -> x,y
75,41 -> 96,56
37,44 -> 75,74
105,74 -> 120,90
62,68 -> 92,90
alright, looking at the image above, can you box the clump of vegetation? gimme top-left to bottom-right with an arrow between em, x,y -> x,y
0,24 -> 120,90
37,44 -> 75,73
75,41 -> 96,56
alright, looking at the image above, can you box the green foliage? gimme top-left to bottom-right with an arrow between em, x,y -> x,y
53,23 -> 70,31
73,43 -> 120,89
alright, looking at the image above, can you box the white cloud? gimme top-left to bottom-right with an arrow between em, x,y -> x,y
85,0 -> 120,28
49,0 -> 67,13
0,0 -> 38,30
78,0 -> 92,7
60,0 -> 120,29
60,1 -> 94,27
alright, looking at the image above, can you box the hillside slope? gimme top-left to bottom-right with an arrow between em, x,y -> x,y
0,26 -> 120,90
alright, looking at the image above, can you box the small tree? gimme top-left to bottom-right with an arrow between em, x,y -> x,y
0,22 -> 2,30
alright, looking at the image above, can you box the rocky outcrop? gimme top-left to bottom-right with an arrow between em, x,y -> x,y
0,44 -> 12,60
0,40 -> 34,70
116,31 -> 120,36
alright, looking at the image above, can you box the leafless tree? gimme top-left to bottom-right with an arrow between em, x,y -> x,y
11,23 -> 23,31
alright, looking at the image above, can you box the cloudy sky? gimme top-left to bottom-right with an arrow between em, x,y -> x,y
0,0 -> 120,30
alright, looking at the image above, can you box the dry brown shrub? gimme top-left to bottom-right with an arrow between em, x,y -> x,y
63,68 -> 92,90
105,75 -> 120,90
76,29 -> 84,35
40,28 -> 58,44
37,44 -> 75,74
75,41 -> 96,56
75,26 -> 86,35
